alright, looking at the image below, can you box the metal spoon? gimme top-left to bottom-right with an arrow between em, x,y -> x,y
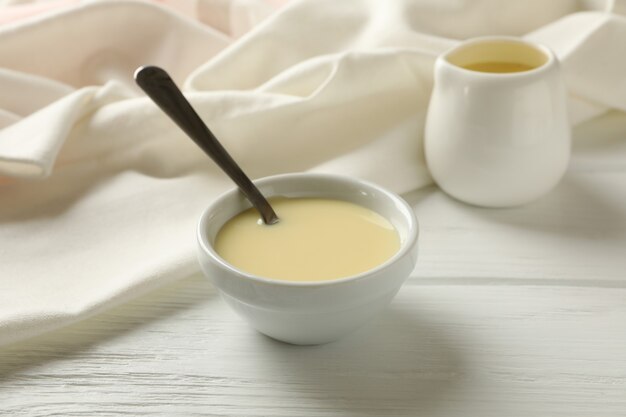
134,66 -> 279,225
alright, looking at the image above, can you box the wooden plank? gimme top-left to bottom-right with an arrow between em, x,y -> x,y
1,275 -> 624,416
406,170 -> 626,283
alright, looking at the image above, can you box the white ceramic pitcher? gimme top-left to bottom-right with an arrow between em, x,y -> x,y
424,37 -> 570,207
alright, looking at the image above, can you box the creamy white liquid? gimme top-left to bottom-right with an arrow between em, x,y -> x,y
214,197 -> 400,282
462,61 -> 535,73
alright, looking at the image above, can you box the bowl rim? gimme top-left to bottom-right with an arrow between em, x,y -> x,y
196,172 -> 419,287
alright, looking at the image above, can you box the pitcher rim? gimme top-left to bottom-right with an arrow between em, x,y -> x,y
440,36 -> 557,79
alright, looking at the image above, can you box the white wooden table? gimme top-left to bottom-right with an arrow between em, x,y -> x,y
1,112 -> 625,417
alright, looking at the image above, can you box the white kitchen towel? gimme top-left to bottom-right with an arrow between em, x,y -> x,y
1,0 -> 625,346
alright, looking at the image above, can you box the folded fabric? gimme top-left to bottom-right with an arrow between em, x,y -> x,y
1,0 -> 625,346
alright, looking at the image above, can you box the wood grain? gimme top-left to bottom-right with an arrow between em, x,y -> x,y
1,276 -> 625,417
406,171 -> 626,284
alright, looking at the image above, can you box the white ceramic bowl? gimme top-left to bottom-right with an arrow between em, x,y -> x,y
196,173 -> 419,345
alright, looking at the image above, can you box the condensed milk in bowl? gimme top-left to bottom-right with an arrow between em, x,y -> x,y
196,173 -> 419,345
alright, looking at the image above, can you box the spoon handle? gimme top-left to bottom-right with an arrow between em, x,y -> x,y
134,66 -> 279,225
